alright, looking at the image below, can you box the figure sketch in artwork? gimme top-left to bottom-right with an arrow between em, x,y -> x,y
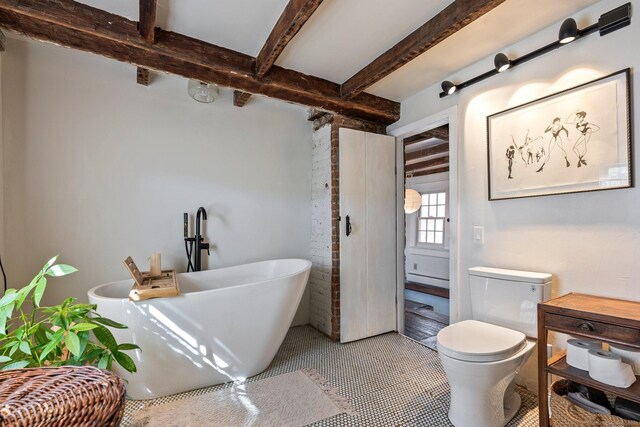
510,130 -> 542,166
536,117 -> 571,172
506,145 -> 515,179
566,110 -> 600,168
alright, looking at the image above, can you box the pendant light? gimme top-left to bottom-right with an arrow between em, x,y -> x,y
188,80 -> 220,103
404,189 -> 422,214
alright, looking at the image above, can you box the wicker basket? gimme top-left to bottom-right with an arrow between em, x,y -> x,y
550,379 -> 640,427
0,366 -> 126,427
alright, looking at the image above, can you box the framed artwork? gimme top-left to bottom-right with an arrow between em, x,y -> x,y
487,68 -> 632,201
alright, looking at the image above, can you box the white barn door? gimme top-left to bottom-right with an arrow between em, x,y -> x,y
339,128 -> 396,343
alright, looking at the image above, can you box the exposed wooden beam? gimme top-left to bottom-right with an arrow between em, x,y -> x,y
256,0 -> 323,77
239,0 -> 324,107
404,142 -> 448,162
403,125 -> 449,145
139,0 -> 156,43
409,166 -> 449,178
136,67 -> 151,85
0,28 -> 4,52
233,91 -> 252,107
136,0 -> 156,85
405,155 -> 449,173
307,108 -> 330,121
0,0 -> 399,125
341,0 -> 506,98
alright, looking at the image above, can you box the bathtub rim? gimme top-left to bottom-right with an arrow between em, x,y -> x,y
88,258 -> 312,301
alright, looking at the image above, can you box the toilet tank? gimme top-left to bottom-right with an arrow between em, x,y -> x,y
469,267 -> 552,337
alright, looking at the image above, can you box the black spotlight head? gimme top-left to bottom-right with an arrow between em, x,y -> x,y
441,80 -> 457,95
494,53 -> 511,72
559,18 -> 578,44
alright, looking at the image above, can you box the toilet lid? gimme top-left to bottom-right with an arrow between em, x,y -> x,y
437,320 -> 527,362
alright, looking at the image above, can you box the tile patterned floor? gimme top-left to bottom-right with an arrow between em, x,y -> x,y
124,326 -> 538,426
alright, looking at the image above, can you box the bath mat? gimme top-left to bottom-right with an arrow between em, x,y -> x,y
128,368 -> 355,427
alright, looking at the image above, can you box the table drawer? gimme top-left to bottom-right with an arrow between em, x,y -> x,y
545,313 -> 640,345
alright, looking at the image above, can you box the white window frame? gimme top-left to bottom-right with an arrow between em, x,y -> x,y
405,175 -> 450,253
416,190 -> 447,248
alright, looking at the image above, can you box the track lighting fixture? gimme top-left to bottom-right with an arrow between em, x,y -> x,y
441,80 -> 457,95
559,18 -> 578,44
494,53 -> 511,72
439,3 -> 631,98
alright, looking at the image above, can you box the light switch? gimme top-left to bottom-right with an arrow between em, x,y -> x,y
473,226 -> 484,244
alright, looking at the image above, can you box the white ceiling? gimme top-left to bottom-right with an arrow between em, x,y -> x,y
77,0 -> 602,102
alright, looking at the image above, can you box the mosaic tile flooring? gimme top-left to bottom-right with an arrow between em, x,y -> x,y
124,326 -> 539,426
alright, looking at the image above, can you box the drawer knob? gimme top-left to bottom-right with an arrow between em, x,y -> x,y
578,322 -> 595,332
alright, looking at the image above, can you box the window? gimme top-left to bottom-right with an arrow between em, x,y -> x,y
417,192 -> 446,245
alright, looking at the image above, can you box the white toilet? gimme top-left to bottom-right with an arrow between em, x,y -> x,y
437,267 -> 551,427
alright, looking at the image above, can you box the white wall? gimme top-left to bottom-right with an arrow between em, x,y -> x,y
2,38 -> 312,325
391,0 -> 640,321
405,172 -> 450,289
391,1 -> 640,391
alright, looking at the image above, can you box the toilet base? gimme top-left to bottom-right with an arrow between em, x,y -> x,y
448,389 -> 522,427
440,339 -> 536,427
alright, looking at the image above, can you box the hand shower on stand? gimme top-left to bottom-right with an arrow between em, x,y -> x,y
183,207 -> 210,272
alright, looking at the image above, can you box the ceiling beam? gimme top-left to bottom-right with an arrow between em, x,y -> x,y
136,0 -> 156,85
233,91 -> 252,107
139,0 -> 156,43
405,155 -> 449,173
340,0 -> 506,99
403,125 -> 449,145
408,166 -> 449,178
236,0 -> 324,107
0,0 -> 399,125
256,0 -> 324,77
404,142 -> 448,162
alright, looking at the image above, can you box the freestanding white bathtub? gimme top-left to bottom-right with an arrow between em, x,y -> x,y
87,258 -> 311,400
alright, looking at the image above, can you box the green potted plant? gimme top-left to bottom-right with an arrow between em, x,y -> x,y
0,256 -> 138,373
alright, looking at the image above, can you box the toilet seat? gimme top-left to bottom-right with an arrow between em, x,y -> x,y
437,320 -> 527,362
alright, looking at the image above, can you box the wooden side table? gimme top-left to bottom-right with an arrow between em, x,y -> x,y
537,293 -> 640,427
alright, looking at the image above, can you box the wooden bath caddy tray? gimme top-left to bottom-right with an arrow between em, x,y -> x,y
124,256 -> 179,301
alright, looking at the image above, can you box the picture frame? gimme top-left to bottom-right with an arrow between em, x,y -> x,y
487,68 -> 632,201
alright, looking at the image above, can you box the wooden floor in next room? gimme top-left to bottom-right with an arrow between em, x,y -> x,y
402,282 -> 450,350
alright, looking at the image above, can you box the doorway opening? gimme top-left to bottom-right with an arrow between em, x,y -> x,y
402,124 -> 450,349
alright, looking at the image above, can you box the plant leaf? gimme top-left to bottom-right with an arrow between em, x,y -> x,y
0,292 -> 20,308
0,307 -> 7,336
39,329 -> 64,362
71,323 -> 98,332
92,326 -> 118,352
46,264 -> 78,277
112,350 -> 137,373
0,355 -> 11,363
1,360 -> 30,371
44,255 -> 59,271
18,341 -> 31,356
90,317 -> 128,329
117,343 -> 140,351
33,277 -> 47,307
65,331 -> 81,357
98,353 -> 110,370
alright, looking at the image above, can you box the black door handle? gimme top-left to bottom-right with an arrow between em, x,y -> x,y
346,215 -> 352,236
